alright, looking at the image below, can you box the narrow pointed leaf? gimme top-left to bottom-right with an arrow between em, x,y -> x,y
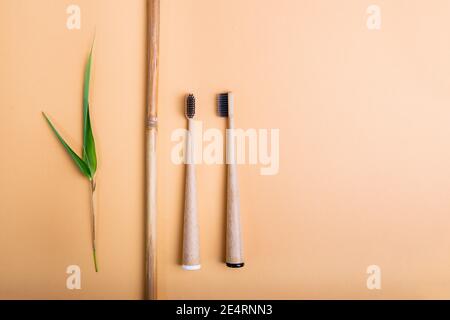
83,103 -> 97,174
42,112 -> 92,179
82,44 -> 97,175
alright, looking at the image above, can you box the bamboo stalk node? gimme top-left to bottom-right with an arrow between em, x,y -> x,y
147,117 -> 158,128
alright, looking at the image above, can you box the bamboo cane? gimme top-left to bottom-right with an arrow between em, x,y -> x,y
145,0 -> 160,300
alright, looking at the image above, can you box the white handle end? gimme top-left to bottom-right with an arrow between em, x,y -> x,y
182,264 -> 201,271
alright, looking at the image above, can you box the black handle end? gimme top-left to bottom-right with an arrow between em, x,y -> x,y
226,262 -> 245,268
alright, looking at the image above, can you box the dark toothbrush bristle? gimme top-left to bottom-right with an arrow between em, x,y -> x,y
217,93 -> 229,117
186,94 -> 195,118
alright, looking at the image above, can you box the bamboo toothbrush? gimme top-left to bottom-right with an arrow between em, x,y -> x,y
145,0 -> 160,300
182,94 -> 201,271
217,92 -> 244,268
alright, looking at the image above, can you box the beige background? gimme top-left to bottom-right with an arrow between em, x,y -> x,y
2,0 -> 450,299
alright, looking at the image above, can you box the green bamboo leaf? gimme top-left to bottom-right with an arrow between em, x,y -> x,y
42,112 -> 92,179
82,44 -> 97,176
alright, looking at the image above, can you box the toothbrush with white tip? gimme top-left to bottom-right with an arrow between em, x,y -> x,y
217,92 -> 244,268
182,94 -> 201,271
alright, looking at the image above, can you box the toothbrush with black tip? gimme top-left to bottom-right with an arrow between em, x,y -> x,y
217,92 -> 244,268
182,94 -> 201,270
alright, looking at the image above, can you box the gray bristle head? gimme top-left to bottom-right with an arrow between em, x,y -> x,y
186,94 -> 195,118
217,93 -> 229,117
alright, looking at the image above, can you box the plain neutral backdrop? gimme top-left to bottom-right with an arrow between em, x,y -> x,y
2,0 -> 450,299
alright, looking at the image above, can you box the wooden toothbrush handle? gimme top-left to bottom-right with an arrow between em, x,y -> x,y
182,122 -> 201,270
226,118 -> 244,268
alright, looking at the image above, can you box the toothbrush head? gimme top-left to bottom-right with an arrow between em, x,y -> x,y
217,92 -> 233,117
185,94 -> 195,119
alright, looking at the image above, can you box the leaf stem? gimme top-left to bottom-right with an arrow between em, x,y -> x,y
90,179 -> 98,272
